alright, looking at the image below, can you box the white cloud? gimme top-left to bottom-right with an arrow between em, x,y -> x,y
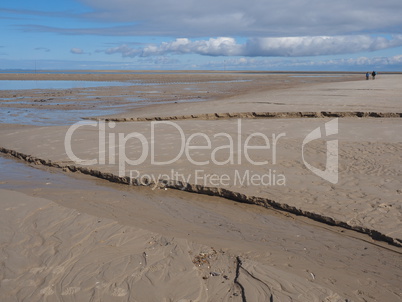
105,37 -> 243,57
245,35 -> 402,56
70,47 -> 84,54
104,35 -> 402,58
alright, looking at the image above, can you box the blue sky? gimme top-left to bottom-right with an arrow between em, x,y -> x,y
1,0 -> 402,71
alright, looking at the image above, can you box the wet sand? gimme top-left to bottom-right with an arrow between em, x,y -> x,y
1,155 -> 401,301
1,71 -> 402,301
0,71 -> 361,126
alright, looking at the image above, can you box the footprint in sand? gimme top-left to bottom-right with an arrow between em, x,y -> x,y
148,263 -> 165,273
40,286 -> 54,296
111,287 -> 128,297
61,287 -> 81,295
377,203 -> 392,213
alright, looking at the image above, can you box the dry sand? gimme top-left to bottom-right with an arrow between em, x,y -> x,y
98,73 -> 402,120
1,71 -> 402,301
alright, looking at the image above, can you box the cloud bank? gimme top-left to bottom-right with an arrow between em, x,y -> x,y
77,0 -> 402,37
104,35 -> 402,58
10,0 -> 402,38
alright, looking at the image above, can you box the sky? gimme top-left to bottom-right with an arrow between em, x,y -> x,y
1,0 -> 402,71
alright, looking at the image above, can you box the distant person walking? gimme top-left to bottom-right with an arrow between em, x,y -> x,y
366,72 -> 370,80
372,71 -> 376,80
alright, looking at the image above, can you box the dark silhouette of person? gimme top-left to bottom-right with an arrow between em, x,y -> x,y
372,71 -> 376,80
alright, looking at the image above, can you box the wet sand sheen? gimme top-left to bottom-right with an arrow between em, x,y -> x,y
0,71 -> 361,126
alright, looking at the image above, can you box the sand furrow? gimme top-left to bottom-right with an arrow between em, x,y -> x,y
1,146 -> 400,247
87,111 -> 402,123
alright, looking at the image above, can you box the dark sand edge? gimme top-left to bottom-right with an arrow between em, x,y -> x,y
2,146 -> 401,248
84,111 -> 402,122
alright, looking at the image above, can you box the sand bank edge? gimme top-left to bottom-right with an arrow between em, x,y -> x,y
2,146 -> 401,248
84,111 -> 402,122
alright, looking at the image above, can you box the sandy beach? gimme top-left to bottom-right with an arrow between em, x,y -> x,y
1,71 -> 402,301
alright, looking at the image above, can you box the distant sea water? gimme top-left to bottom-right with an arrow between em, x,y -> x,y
0,70 -> 144,75
0,80 -> 135,90
0,71 -> 212,126
0,70 -> 353,126
0,107 -> 123,126
0,70 -> 218,75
